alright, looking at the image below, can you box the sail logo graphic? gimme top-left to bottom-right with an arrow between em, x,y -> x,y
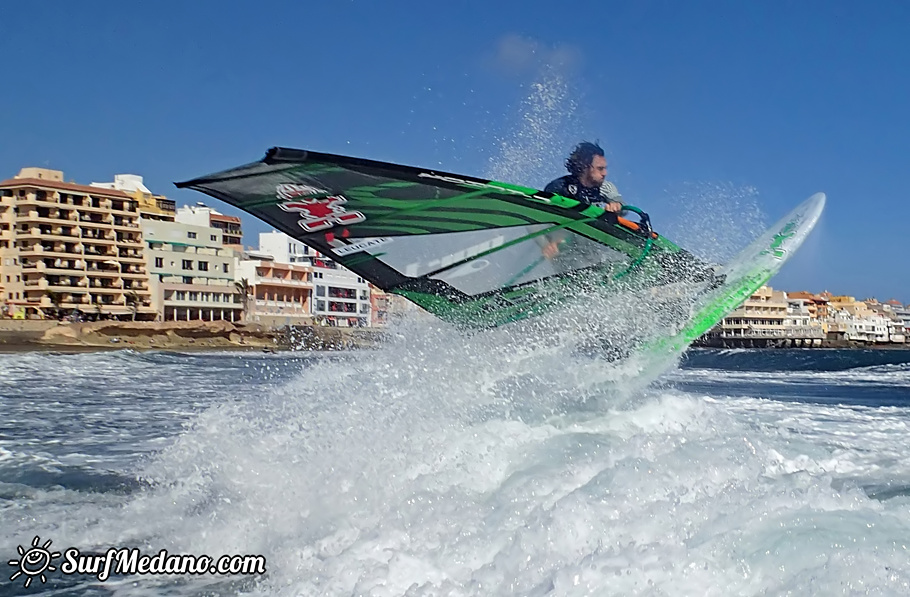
275,183 -> 329,200
8,536 -> 60,588
332,237 -> 392,256
760,219 -> 799,260
278,195 -> 365,232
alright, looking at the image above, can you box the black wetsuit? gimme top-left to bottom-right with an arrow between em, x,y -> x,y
544,175 -> 608,208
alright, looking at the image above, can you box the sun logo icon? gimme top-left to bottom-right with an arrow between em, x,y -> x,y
8,536 -> 61,588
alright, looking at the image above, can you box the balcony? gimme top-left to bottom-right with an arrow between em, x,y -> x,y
19,244 -> 76,257
88,284 -> 123,293
82,235 -> 116,245
83,249 -> 118,259
256,276 -> 313,287
85,267 -> 120,277
20,212 -> 66,224
78,199 -> 113,213
16,193 -> 55,206
78,214 -> 112,226
16,227 -> 43,239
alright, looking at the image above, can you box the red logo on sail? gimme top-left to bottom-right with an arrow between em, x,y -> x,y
278,195 -> 365,232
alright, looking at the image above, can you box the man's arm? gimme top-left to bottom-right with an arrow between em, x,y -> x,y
539,177 -> 569,258
597,180 -> 626,216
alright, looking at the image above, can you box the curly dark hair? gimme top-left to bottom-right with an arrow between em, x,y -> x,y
565,141 -> 605,176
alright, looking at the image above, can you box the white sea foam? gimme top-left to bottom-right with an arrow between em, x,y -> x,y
3,334 -> 910,596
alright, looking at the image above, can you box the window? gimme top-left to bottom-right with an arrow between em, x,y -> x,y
187,231 -> 197,239
198,261 -> 209,271
155,257 -> 163,268
316,286 -> 325,297
222,263 -> 229,273
182,260 -> 193,270
210,234 -> 217,241
316,300 -> 325,311
189,292 -> 198,301
183,276 -> 193,284
176,291 -> 186,301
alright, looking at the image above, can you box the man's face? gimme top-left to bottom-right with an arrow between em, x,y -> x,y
582,155 -> 607,187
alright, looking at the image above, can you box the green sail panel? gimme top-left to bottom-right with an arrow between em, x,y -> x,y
176,147 -> 711,328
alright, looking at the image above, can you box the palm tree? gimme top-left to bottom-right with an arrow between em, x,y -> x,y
234,278 -> 252,322
43,290 -> 63,320
92,294 -> 103,321
124,291 -> 139,321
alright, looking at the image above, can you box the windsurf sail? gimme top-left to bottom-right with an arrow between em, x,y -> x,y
176,148 -> 716,327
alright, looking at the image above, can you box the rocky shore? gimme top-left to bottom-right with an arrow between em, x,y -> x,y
0,319 -> 382,352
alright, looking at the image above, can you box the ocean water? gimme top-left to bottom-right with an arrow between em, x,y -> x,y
2,62 -> 903,597
3,318 -> 910,596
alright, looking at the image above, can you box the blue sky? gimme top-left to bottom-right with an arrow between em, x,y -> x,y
3,1 -> 909,300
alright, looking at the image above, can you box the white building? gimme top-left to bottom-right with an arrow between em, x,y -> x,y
783,296 -> 825,344
894,304 -> 910,338
839,310 -> 890,343
142,219 -> 242,321
311,261 -> 371,327
258,230 -> 315,264
240,231 -> 371,327
176,203 -> 243,247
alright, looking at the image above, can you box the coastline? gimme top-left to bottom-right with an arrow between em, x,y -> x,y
1,319 -> 907,354
0,320 -> 383,353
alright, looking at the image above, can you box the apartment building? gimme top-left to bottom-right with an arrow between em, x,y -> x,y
176,204 -> 243,248
784,296 -> 826,343
0,168 -> 154,319
235,249 -> 313,327
893,303 -> 910,337
244,231 -> 371,327
712,285 -> 789,338
369,285 -> 391,327
91,174 -> 176,221
259,230 -> 372,326
786,290 -> 830,321
142,219 -> 242,321
870,300 -> 907,343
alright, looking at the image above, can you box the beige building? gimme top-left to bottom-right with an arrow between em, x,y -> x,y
235,251 -> 314,327
0,168 -> 154,319
91,174 -> 176,221
369,285 -> 391,327
713,285 -> 789,338
142,219 -> 242,321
